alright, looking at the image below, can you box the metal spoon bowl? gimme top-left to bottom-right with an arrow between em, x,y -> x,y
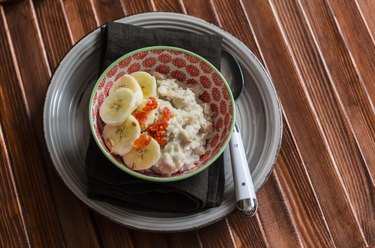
221,50 -> 244,101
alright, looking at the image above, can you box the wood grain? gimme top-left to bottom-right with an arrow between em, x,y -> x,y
0,5 -> 65,247
256,175 -> 303,248
126,230 -> 202,248
240,0 -> 368,246
297,0 -> 375,183
211,0 -> 257,56
165,232 -> 203,248
3,1 -> 101,247
152,0 -> 186,14
355,0 -> 375,41
121,0 -> 154,14
91,215 -> 134,248
33,0 -> 73,70
198,220 -> 236,248
226,214 -> 269,248
62,0 -> 97,42
271,0 -> 375,245
327,0 -> 375,104
1,0 -> 374,246
0,121 -> 30,248
90,0 -> 125,25
182,0 -> 218,25
275,121 -> 335,247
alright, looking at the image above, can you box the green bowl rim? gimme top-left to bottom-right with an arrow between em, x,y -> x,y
89,45 -> 236,182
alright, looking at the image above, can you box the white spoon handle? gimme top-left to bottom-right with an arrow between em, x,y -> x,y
229,124 -> 258,216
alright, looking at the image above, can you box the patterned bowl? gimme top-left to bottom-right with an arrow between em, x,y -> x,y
89,46 -> 235,182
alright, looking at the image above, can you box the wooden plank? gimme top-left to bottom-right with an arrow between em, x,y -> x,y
256,174 -> 303,248
0,123 -> 30,247
90,0 -> 125,25
197,216 -> 238,247
198,220 -> 236,248
165,232 -> 203,248
271,0 -> 375,245
275,121 -> 335,247
33,0 -> 73,70
91,216 -> 134,248
355,0 -> 375,41
62,0 -> 97,42
0,6 -> 66,247
182,0 -> 218,25
297,0 -> 375,182
152,0 -> 186,13
226,213 -> 269,248
239,0 -> 368,247
210,0 -> 258,58
3,1 -> 101,247
120,0 -> 154,14
126,230 -> 202,248
327,0 -> 375,104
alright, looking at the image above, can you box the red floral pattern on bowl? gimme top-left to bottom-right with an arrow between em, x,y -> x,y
90,46 -> 235,182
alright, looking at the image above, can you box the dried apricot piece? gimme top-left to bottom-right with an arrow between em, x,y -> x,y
133,111 -> 148,127
143,97 -> 158,112
162,107 -> 174,121
132,133 -> 152,148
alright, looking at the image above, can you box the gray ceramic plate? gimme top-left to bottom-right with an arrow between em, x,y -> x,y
44,12 -> 282,232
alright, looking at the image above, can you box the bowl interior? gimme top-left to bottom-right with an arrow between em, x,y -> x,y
89,46 -> 235,182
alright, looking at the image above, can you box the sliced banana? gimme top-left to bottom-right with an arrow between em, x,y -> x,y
123,137 -> 161,171
99,88 -> 136,126
109,74 -> 143,105
131,71 -> 157,97
102,115 -> 141,155
136,98 -> 157,128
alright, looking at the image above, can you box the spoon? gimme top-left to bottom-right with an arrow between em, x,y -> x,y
221,50 -> 258,216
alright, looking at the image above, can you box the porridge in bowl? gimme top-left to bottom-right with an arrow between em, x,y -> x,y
90,46 -> 236,182
99,71 -> 212,176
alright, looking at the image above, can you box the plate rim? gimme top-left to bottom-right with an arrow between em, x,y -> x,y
43,12 -> 283,232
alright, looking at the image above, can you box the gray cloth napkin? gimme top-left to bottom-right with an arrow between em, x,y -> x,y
85,22 -> 224,212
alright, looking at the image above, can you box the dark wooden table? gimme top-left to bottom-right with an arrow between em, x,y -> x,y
0,0 -> 374,247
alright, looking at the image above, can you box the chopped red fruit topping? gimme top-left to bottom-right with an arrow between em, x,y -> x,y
162,107 -> 174,121
132,133 -> 152,148
155,136 -> 167,145
133,111 -> 148,127
149,120 -> 168,132
148,120 -> 169,145
143,97 -> 158,112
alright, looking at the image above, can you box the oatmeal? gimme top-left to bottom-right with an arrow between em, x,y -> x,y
99,71 -> 212,176
153,77 -> 212,175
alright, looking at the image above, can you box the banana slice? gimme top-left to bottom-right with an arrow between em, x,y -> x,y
109,74 -> 143,105
102,115 -> 141,155
123,137 -> 161,170
99,88 -> 136,125
136,98 -> 157,128
131,71 -> 157,97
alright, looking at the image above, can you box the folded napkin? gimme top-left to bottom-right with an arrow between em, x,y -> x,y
86,22 -> 224,212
